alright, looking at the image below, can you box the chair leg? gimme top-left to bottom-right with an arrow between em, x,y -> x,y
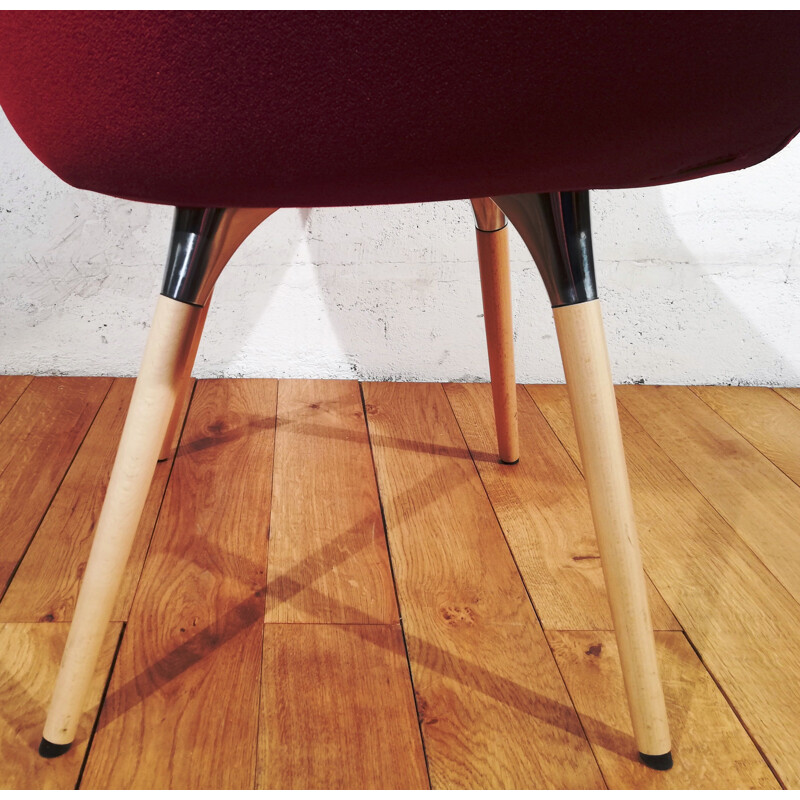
471,198 -> 519,464
493,191 -> 672,769
554,299 -> 672,766
40,295 -> 199,754
40,206 -> 276,756
158,295 -> 211,462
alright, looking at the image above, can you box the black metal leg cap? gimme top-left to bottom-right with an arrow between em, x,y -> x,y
39,738 -> 72,758
639,751 -> 673,771
500,458 -> 520,465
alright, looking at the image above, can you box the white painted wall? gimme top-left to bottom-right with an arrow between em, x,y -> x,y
2,109 -> 799,386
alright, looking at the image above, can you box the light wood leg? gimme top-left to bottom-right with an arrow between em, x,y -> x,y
158,296 -> 211,461
476,225 -> 519,464
553,299 -> 672,767
40,295 -> 202,755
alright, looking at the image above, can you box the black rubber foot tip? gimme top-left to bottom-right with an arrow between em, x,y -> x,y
500,458 -> 520,465
639,751 -> 673,771
39,738 -> 71,759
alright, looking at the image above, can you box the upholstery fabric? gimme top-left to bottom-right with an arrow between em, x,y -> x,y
1,11 -> 799,208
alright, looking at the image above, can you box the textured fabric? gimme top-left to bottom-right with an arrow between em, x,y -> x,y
0,11 -> 799,208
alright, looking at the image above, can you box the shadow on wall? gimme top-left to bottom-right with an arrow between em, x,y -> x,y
204,164 -> 800,386
202,201 -> 502,383
591,179 -> 800,386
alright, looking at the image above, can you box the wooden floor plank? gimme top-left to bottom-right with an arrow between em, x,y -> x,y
548,631 -> 779,789
0,378 -> 187,622
363,382 -> 604,789
265,380 -> 397,624
530,383 -> 800,788
444,382 -> 677,631
258,623 -> 428,789
774,387 -> 800,412
692,385 -> 800,487
616,385 -> 800,607
0,377 -> 111,596
81,380 -> 277,789
0,622 -> 120,790
526,385 -> 582,465
0,375 -> 33,423
406,614 -> 605,790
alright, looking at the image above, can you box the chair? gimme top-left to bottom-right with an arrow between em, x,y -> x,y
1,10 -> 799,774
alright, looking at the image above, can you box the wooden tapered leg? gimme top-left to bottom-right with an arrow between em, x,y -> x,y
40,295 -> 202,754
553,299 -> 672,766
472,197 -> 519,465
40,206 -> 276,757
493,190 -> 671,768
476,224 -> 519,464
158,296 -> 211,461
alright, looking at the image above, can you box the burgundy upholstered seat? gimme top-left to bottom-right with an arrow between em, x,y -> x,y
1,11 -> 799,208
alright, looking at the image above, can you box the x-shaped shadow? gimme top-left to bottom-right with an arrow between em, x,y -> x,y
93,398 -> 645,774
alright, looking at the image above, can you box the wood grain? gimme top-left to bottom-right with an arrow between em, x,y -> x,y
0,378 -> 188,622
0,377 -> 111,595
81,379 -> 277,789
5,378 -> 800,789
363,381 -> 603,789
0,622 -> 120,789
774,387 -> 800,412
692,385 -> 800,487
526,385 -> 582,466
548,631 -> 778,789
445,382 -> 677,631
0,375 -> 32,423
258,623 -> 428,789
265,380 -> 397,624
531,383 -> 800,788
617,385 -> 800,606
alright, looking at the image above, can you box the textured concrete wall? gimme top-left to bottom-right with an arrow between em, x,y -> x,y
2,110 -> 799,385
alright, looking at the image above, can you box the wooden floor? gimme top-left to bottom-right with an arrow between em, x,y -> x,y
1,376 -> 800,789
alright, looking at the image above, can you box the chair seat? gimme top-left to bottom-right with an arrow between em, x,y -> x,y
1,11 -> 799,208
